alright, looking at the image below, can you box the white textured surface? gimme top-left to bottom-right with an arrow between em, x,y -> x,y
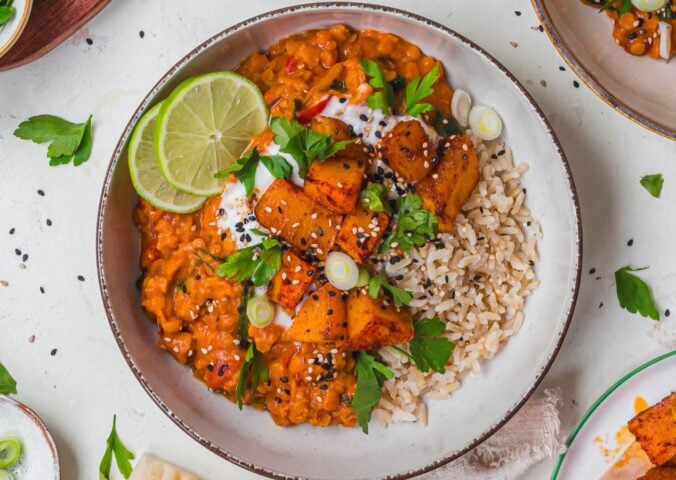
0,1 -> 674,479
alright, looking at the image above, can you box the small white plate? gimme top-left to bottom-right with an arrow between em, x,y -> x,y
0,396 -> 60,480
0,0 -> 32,60
552,350 -> 676,479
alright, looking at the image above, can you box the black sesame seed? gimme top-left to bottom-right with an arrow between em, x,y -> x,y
14,248 -> 21,256
339,97 -> 347,104
515,10 -> 521,15
22,253 -> 28,262
627,238 -> 634,247
573,80 -> 580,88
46,219 -> 52,226
328,290 -> 336,297
589,268 -> 596,275
139,30 -> 145,38
307,270 -> 314,276
375,131 -> 382,139
627,31 -> 638,40
207,363 -> 214,372
9,228 -> 15,234
221,232 -> 227,240
312,294 -> 319,301
50,348 -> 57,356
359,114 -> 368,122
77,275 -> 85,281
319,384 -> 328,390
86,38 -> 93,45
280,376 -> 289,383
40,286 -> 45,294
599,302 -> 604,309
538,25 -> 544,32
666,309 -> 671,317
300,238 -> 307,246
327,309 -> 334,315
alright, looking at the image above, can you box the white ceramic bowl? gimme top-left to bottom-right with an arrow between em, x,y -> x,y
0,0 -> 32,60
97,4 -> 582,479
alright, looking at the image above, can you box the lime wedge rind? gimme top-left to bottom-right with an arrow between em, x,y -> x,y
154,71 -> 268,197
128,103 -> 206,214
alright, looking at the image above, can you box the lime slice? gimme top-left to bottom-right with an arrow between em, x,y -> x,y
128,103 -> 206,213
155,72 -> 268,196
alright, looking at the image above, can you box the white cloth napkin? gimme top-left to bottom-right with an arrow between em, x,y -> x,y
418,388 -> 564,480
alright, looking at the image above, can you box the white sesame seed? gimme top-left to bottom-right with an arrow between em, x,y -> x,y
294,265 -> 302,273
234,354 -> 241,361
164,337 -> 171,342
264,207 -> 272,213
292,222 -> 300,228
201,348 -> 208,354
173,346 -> 179,353
316,396 -> 322,402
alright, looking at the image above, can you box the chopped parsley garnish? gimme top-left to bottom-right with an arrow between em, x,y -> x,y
214,147 -> 293,198
368,271 -> 412,306
404,64 -> 440,117
640,174 -> 663,198
432,111 -> 463,137
404,318 -> 455,374
0,2 -> 14,26
99,415 -> 135,480
235,343 -> 269,409
360,59 -> 395,115
380,194 -> 439,254
270,117 -> 353,178
599,0 -> 632,14
615,266 -> 659,320
0,362 -> 17,395
216,237 -> 282,287
14,114 -> 94,167
360,183 -> 392,215
353,351 -> 394,434
237,284 -> 253,343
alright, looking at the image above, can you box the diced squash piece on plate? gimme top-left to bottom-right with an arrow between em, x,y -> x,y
285,283 -> 348,343
344,290 -> 414,350
335,207 -> 390,264
255,179 -> 342,259
310,116 -> 364,160
378,120 -> 436,182
637,466 -> 676,480
628,393 -> 676,467
416,135 -> 479,232
268,249 -> 317,310
304,156 -> 367,214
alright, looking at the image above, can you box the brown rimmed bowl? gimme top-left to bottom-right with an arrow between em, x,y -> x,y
97,3 -> 582,479
531,0 -> 676,140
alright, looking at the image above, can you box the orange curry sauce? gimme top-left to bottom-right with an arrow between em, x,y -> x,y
135,26 -> 453,428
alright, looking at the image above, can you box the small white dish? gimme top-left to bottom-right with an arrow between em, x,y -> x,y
552,350 -> 676,479
0,0 -> 32,60
0,396 -> 60,480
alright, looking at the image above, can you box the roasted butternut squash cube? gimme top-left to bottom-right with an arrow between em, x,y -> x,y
304,157 -> 367,214
255,179 -> 342,260
378,120 -> 436,182
638,466 -> 676,480
629,393 -> 676,466
416,135 -> 479,232
335,208 -> 390,264
344,290 -> 414,350
285,283 -> 348,343
268,249 -> 317,310
310,117 -> 363,160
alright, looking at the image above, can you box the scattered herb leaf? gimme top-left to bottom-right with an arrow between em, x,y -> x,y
260,154 -> 293,180
99,415 -> 134,480
237,284 -> 252,344
0,362 -> 17,395
353,351 -> 393,434
407,318 -> 455,374
368,272 -> 412,306
0,5 -> 14,26
360,59 -> 395,115
360,183 -> 392,215
640,174 -> 663,198
214,148 -> 260,198
405,64 -> 440,117
380,194 -> 439,253
432,111 -> 463,137
217,238 -> 282,287
615,266 -> 659,321
235,343 -> 269,409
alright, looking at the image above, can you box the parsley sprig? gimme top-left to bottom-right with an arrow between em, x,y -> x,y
270,117 -> 353,178
0,362 -> 17,395
217,237 -> 282,287
0,0 -> 14,26
14,114 -> 94,167
368,271 -> 412,306
615,266 -> 660,320
235,343 -> 269,409
99,415 -> 135,480
360,59 -> 395,115
379,194 -> 439,253
395,318 -> 455,374
353,352 -> 394,434
640,174 -> 664,198
599,0 -> 632,14
237,284 -> 253,344
360,183 -> 392,215
405,64 -> 440,117
214,147 -> 293,198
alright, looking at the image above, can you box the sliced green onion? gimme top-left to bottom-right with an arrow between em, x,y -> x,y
356,267 -> 371,287
325,252 -> 359,290
631,0 -> 666,11
0,470 -> 15,480
246,296 -> 275,328
0,437 -> 21,469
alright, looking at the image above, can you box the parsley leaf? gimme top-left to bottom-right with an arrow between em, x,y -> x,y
405,64 -> 440,117
99,415 -> 134,480
432,111 -> 463,137
353,352 -> 393,434
270,117 -> 352,178
360,183 -> 392,215
235,343 -> 269,409
407,318 -> 455,374
615,266 -> 660,321
217,238 -> 282,287
14,114 -> 94,167
0,362 -> 17,395
599,0 -> 631,13
360,59 -> 395,115
214,148 -> 260,198
260,154 -> 293,180
368,272 -> 412,306
0,5 -> 14,25
640,174 -> 664,198
237,284 -> 253,344
379,194 -> 439,254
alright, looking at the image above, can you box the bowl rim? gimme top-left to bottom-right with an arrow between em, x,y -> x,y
96,3 -> 583,479
530,0 -> 676,141
0,0 -> 34,60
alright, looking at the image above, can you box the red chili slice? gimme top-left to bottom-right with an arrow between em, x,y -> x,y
296,95 -> 333,124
